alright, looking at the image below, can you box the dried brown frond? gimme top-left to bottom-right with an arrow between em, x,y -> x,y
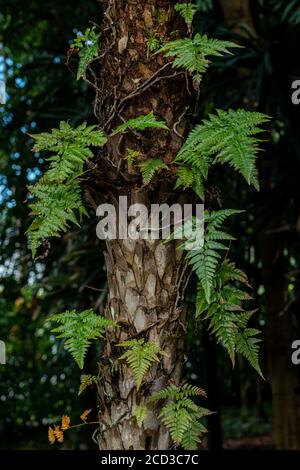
54,425 -> 64,443
61,415 -> 70,431
80,409 -> 92,422
48,426 -> 56,445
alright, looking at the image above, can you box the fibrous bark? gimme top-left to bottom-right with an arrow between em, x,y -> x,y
90,0 -> 194,450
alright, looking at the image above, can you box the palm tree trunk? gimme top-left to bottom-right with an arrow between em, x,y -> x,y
92,0 -> 193,450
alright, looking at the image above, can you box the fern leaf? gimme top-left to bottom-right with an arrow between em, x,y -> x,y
176,109 -> 269,189
134,405 -> 148,428
28,122 -> 107,255
218,259 -> 251,286
77,44 -> 98,80
207,308 -> 238,364
179,383 -> 207,399
27,180 -> 88,257
149,384 -> 180,402
118,339 -> 165,390
139,159 -> 168,184
78,375 -> 97,395
112,112 -> 168,135
50,310 -> 115,369
236,329 -> 264,378
181,418 -> 208,450
158,34 -> 240,80
181,209 -> 239,302
125,148 -> 140,167
71,27 -> 100,80
175,165 -> 205,200
160,402 -> 193,444
151,383 -> 210,447
31,121 -> 107,182
175,3 -> 198,27
196,257 -> 263,373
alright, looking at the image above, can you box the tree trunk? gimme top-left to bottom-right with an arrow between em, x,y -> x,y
92,0 -> 194,450
218,0 -> 254,35
261,230 -> 300,449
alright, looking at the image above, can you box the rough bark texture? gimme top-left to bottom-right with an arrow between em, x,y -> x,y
98,236 -> 189,449
90,0 -> 194,450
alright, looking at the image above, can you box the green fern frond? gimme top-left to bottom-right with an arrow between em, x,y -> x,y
175,165 -> 205,200
160,402 -> 193,444
50,309 -> 115,369
180,209 -> 240,302
27,180 -> 88,257
175,165 -> 195,188
179,383 -> 207,399
151,383 -> 209,447
134,405 -> 148,428
78,374 -> 97,395
181,417 -> 208,450
139,159 -> 168,184
28,121 -> 107,256
150,383 -> 206,402
125,148 -> 140,167
176,109 -> 269,189
236,329 -> 263,378
218,259 -> 250,286
207,307 -> 238,364
149,384 -> 181,401
196,258 -> 263,375
118,339 -> 165,390
71,27 -> 100,80
146,32 -> 163,53
31,121 -> 107,182
158,33 -> 240,80
175,3 -> 198,27
112,112 -> 168,135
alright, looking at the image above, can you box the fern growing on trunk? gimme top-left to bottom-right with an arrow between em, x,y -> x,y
27,0 -> 270,450
150,384 -> 210,449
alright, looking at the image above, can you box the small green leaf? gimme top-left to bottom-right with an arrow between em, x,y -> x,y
112,112 -> 168,135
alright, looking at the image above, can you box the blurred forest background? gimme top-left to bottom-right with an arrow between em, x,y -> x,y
1,0 -> 300,450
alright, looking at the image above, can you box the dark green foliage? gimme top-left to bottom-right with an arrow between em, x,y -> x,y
27,121 -> 106,256
139,159 -> 168,184
175,3 -> 198,27
118,339 -> 165,390
196,259 -> 263,376
50,309 -> 115,369
180,209 -> 241,302
175,109 -> 270,193
27,180 -> 88,258
111,112 -> 168,135
158,34 -> 240,81
133,405 -> 148,427
150,384 -> 210,449
31,121 -> 107,182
